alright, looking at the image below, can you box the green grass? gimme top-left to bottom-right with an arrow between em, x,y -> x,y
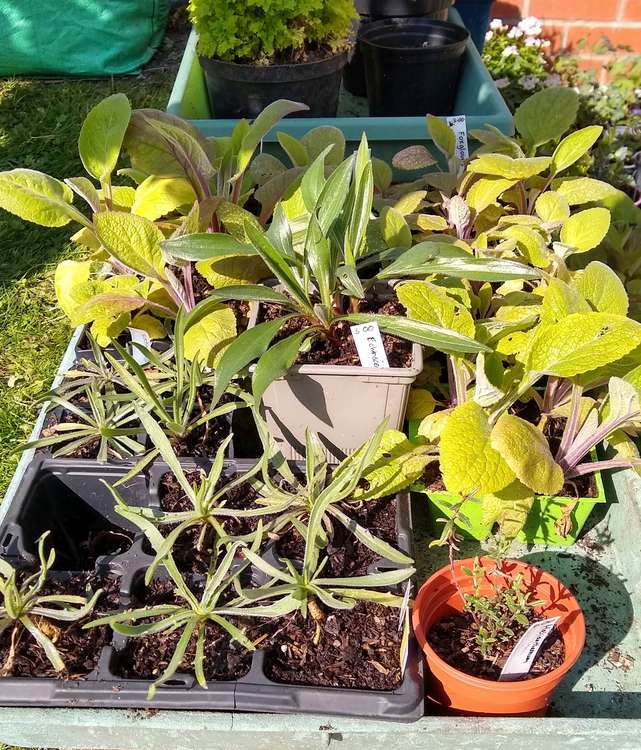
0,72 -> 176,498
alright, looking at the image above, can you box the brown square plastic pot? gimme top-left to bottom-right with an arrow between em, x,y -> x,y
248,303 -> 423,463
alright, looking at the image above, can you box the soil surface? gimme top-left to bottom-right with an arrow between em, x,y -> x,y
0,572 -> 120,679
428,611 -> 565,681
117,578 -> 252,681
260,602 -> 403,690
166,386 -> 233,458
259,295 -> 413,367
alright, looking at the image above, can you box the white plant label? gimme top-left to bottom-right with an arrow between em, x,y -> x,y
350,322 -> 389,368
498,616 -> 560,681
128,327 -> 152,366
446,115 -> 469,160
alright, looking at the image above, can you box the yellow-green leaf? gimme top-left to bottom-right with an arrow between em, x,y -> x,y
396,281 -> 475,338
55,260 -> 92,320
481,480 -> 534,539
540,278 -> 590,324
468,154 -> 552,179
195,255 -> 268,288
90,313 -> 131,347
131,176 -> 196,220
131,312 -> 167,340
466,176 -> 516,213
380,206 -> 412,249
427,115 -> 455,159
514,87 -> 578,149
490,413 -> 564,495
414,214 -> 450,231
78,93 -> 131,182
500,225 -> 549,268
526,313 -> 641,377
183,304 -> 236,367
0,169 -> 80,227
572,260 -> 628,315
551,125 -> 602,174
440,401 -> 515,495
417,409 -> 451,443
394,190 -> 427,216
535,191 -> 570,223
94,211 -> 166,280
217,200 -> 262,242
407,389 -> 436,420
554,177 -> 618,205
560,207 -> 611,253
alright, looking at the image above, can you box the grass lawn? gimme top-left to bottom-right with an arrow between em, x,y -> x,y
0,32 -> 184,499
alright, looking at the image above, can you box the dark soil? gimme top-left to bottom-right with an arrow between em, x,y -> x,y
261,602 -> 403,690
0,572 -> 120,679
275,495 -> 398,576
428,611 -> 565,681
117,578 -> 252,681
231,42 -> 345,67
166,386 -> 233,458
259,295 -> 413,368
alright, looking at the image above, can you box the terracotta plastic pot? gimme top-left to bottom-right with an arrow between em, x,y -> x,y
412,558 -> 586,715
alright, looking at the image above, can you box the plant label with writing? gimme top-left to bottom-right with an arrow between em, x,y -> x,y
350,322 -> 389,368
446,115 -> 469,160
498,616 -> 560,681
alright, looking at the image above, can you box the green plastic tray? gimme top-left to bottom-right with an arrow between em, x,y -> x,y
165,9 -> 514,167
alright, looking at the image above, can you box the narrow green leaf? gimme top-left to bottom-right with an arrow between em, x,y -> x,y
252,328 -> 316,402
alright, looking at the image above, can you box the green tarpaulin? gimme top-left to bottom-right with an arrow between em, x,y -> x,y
0,0 -> 170,76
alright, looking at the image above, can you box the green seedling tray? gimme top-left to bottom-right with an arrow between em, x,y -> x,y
165,9 -> 513,168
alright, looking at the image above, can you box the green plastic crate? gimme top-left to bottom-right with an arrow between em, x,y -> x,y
165,9 -> 514,167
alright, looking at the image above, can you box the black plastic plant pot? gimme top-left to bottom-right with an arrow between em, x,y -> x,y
343,0 -> 453,96
0,457 -> 424,719
199,51 -> 349,119
358,17 -> 469,116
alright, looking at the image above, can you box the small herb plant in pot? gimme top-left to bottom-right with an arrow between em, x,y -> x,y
177,137 -> 489,460
412,531 -> 586,715
189,0 -> 356,118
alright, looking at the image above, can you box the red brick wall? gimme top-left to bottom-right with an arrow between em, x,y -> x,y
492,0 -> 641,81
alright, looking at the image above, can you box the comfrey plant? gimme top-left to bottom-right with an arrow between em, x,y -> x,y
0,93 -> 306,343
0,533 -> 102,675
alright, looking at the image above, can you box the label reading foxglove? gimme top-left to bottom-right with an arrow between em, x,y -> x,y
128,327 -> 152,366
498,616 -> 560,681
350,322 -> 389,368
446,115 -> 469,160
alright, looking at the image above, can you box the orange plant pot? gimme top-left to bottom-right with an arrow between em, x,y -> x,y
412,558 -> 586,716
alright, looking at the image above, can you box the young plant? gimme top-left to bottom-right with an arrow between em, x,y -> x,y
227,422 -> 433,560
19,381 -> 144,463
0,93 -> 306,342
168,137 -> 494,406
0,533 -> 102,675
105,311 -> 248,471
107,406 -> 262,578
86,537 -> 261,698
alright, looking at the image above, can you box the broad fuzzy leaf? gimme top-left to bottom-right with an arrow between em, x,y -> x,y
466,177 -> 516,213
468,154 -> 552,179
427,115 -> 455,159
407,389 -> 436,420
540,278 -> 590,324
440,401 -> 515,495
501,225 -> 549,268
514,87 -> 578,149
490,414 -> 564,495
78,93 -> 131,182
300,125 -> 345,165
553,177 -> 618,205
183,304 -> 236,367
551,125 -> 602,174
392,145 -> 437,171
481,480 -> 534,539
526,313 -> 641,377
396,281 -> 475,338
94,211 -> 166,280
535,191 -> 570,223
572,261 -> 628,315
131,176 -> 196,220
55,260 -> 92,319
0,169 -> 83,227
560,207 -> 611,253
196,255 -> 268,288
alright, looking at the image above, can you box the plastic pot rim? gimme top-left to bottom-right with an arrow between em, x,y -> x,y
357,17 -> 469,52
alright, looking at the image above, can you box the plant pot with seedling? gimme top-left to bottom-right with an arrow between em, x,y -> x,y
412,551 -> 586,715
178,136 -> 488,461
190,0 -> 355,118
